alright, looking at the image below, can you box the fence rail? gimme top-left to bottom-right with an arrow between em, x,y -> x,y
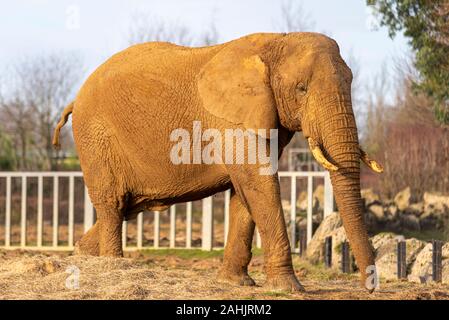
0,171 -> 333,252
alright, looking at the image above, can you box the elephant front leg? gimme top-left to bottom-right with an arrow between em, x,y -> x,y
230,172 -> 304,292
96,205 -> 124,257
218,189 -> 256,286
74,222 -> 100,256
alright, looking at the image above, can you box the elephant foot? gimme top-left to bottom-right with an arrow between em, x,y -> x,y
73,223 -> 100,256
73,239 -> 100,256
265,274 -> 305,292
217,268 -> 256,286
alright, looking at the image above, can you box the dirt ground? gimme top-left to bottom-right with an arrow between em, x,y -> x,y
0,249 -> 448,300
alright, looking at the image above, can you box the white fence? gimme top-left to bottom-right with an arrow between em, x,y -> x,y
0,171 -> 333,253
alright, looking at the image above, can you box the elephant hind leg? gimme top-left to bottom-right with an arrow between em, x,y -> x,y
74,222 -> 100,256
95,204 -> 125,257
218,190 -> 256,286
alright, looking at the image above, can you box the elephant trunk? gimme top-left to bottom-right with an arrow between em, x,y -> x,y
314,97 -> 377,290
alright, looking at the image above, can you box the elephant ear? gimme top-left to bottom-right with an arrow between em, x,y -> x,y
198,45 -> 278,137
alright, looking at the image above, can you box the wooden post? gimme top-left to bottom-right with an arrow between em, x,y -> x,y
432,240 -> 443,283
153,211 -> 160,248
324,236 -> 332,268
170,206 -> 176,248
299,232 -> 307,256
5,176 -> 11,247
306,175 -> 313,243
202,196 -> 213,251
290,177 -> 297,249
323,172 -> 334,217
397,241 -> 407,279
341,241 -> 351,273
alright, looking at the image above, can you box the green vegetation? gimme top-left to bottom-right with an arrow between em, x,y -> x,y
367,0 -> 449,125
0,128 -> 16,170
139,247 -> 264,259
292,257 -> 356,281
402,229 -> 449,242
140,248 -> 225,259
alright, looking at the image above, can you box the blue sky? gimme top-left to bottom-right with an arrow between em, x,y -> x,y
0,0 -> 408,102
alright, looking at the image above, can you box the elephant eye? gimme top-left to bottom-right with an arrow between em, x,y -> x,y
296,82 -> 307,95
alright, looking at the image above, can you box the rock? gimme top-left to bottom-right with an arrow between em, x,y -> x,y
409,242 -> 449,284
371,233 -> 397,251
361,188 -> 380,207
374,236 -> 425,281
407,202 -> 424,216
328,226 -> 352,270
394,187 -> 411,211
387,204 -> 399,219
368,204 -> 385,220
423,192 -> 449,212
305,212 -> 342,263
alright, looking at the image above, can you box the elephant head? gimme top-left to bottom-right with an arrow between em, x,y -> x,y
198,32 -> 383,289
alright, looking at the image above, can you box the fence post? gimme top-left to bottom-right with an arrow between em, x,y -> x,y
224,190 -> 230,245
37,176 -> 44,248
186,202 -> 193,249
397,240 -> 407,279
202,196 -> 213,251
153,211 -> 160,248
324,236 -> 332,268
84,186 -> 95,233
432,240 -> 443,283
290,177 -> 297,249
323,172 -> 334,217
341,241 -> 351,273
299,232 -> 307,256
20,176 -> 27,248
5,176 -> 11,247
137,211 -> 143,249
306,175 -> 313,243
170,206 -> 176,248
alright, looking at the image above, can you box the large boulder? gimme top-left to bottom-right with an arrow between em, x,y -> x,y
409,242 -> 449,284
368,204 -> 385,220
394,187 -> 411,211
361,188 -> 380,207
423,192 -> 449,212
373,235 -> 425,281
305,212 -> 342,263
371,232 -> 397,250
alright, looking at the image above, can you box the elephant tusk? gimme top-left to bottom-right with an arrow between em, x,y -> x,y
307,137 -> 339,171
360,148 -> 384,173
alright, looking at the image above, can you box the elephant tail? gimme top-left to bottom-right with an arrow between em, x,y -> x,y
52,101 -> 74,149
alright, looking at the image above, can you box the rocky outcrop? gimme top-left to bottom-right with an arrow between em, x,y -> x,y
408,242 -> 449,284
305,212 -> 342,264
362,188 -> 448,234
394,187 -> 411,211
372,234 -> 425,280
305,214 -> 449,283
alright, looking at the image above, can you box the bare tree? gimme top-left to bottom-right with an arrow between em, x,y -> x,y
127,13 -> 219,47
0,52 -> 83,170
276,0 -> 315,32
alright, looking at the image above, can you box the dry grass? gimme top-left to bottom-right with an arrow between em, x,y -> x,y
0,249 -> 448,300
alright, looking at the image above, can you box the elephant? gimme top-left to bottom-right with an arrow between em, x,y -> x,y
53,32 -> 383,292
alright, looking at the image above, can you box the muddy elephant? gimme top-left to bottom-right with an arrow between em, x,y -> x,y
53,32 -> 383,292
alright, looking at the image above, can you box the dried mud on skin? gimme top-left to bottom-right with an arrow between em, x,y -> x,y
0,250 -> 448,300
